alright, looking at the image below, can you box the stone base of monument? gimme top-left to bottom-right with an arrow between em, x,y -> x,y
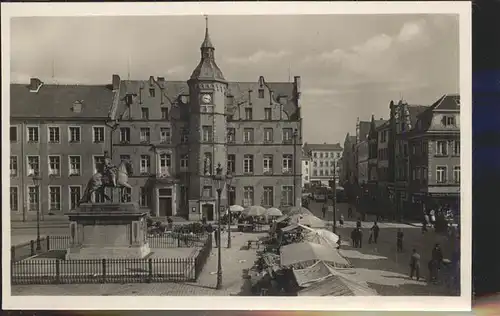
65,201 -> 151,260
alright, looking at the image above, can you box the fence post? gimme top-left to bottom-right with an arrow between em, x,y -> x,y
102,259 -> 106,283
46,236 -> 50,251
177,236 -> 181,248
148,258 -> 153,283
55,260 -> 60,284
30,240 -> 35,256
11,246 -> 15,262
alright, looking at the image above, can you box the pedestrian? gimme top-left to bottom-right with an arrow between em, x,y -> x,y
432,243 -> 444,269
396,228 -> 404,252
348,207 -> 353,219
214,227 -> 219,247
371,221 -> 380,244
358,228 -> 363,248
350,229 -> 356,247
337,235 -> 342,250
356,218 -> 362,229
322,203 -> 327,219
430,209 -> 436,228
339,214 -> 345,227
409,248 -> 421,280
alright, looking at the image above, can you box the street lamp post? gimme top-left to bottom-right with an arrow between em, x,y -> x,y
226,172 -> 233,249
32,171 -> 42,250
212,163 -> 232,289
293,129 -> 298,207
330,161 -> 338,234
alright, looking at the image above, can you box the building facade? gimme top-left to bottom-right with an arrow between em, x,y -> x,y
10,79 -> 116,221
407,94 -> 461,216
110,23 -> 303,221
304,143 -> 343,186
375,120 -> 392,214
340,133 -> 357,201
301,148 -> 312,188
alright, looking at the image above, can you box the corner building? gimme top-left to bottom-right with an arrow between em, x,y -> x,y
111,24 -> 302,221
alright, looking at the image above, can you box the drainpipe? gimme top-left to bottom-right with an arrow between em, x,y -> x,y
21,121 -> 27,222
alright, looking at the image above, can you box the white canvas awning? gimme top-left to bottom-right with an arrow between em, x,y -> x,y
280,242 -> 351,269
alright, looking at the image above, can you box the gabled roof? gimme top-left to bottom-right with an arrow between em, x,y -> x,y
305,143 -> 343,151
410,94 -> 460,134
10,83 -> 115,119
432,94 -> 460,110
407,105 -> 429,127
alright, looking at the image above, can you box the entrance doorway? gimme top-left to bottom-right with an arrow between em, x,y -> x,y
202,203 -> 214,221
158,188 -> 173,217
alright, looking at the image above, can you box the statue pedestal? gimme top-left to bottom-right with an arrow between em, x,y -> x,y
65,202 -> 150,260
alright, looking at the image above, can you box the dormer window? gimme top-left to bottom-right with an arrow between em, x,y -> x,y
149,88 -> 155,98
443,116 -> 455,126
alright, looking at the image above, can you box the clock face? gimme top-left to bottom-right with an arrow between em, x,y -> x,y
201,94 -> 212,104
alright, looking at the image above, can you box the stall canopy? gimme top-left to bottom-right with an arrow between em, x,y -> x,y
230,205 -> 245,212
298,272 -> 378,296
243,205 -> 267,217
289,213 -> 326,228
265,207 -> 283,217
281,224 -> 301,232
280,242 -> 351,269
302,228 -> 340,247
287,206 -> 313,216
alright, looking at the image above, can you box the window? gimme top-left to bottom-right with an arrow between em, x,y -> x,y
28,186 -> 39,211
10,187 -> 18,211
27,156 -> 39,176
121,187 -> 132,203
27,126 -> 39,143
181,129 -> 189,143
244,108 -> 253,120
93,126 -> 105,143
337,153 -> 341,158
436,166 -> 447,183
49,186 -> 61,210
243,155 -> 254,174
10,156 -> 18,177
264,128 -> 273,143
243,187 -> 254,206
313,170 -> 318,176
422,167 -> 428,181
149,88 -> 155,97
263,187 -> 274,207
320,161 -> 324,167
140,155 -> 151,174
313,161 -> 317,167
320,170 -> 324,176
120,127 -> 130,143
48,127 -> 60,143
436,141 -> 448,156
69,126 -> 81,143
159,153 -> 171,176
227,154 -> 236,173
202,126 -> 213,142
330,161 -> 335,167
180,154 -> 189,169
305,161 -> 308,166
320,153 -> 323,159
258,89 -> 265,98
93,156 -> 105,174
282,128 -> 293,143
160,128 -> 171,144
69,156 -> 81,176
282,154 -> 293,173
227,128 -> 235,143
10,126 -> 18,142
140,128 -> 150,143
454,166 -> 460,183
69,186 -> 81,210
281,186 -> 293,206
48,156 -> 61,176
453,140 -> 460,156
423,141 -> 428,155
203,186 -> 213,198
243,128 -> 254,143
313,153 -> 317,158
264,108 -> 272,120
161,107 -> 169,120
263,155 -> 273,174
140,187 -> 149,207
443,116 -> 455,126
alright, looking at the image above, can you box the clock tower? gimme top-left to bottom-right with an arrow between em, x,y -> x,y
187,17 -> 229,221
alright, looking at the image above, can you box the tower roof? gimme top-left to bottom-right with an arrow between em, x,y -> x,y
190,16 -> 225,82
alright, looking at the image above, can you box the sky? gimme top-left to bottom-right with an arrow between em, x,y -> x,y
10,14 -> 460,144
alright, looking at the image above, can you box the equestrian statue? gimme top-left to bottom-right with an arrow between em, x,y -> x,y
79,151 -> 134,205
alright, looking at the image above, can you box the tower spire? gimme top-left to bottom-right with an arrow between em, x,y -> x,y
201,15 -> 214,49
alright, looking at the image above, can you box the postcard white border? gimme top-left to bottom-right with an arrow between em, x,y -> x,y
1,1 -> 472,312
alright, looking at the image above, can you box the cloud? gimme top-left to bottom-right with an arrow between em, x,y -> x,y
166,65 -> 186,75
225,50 -> 291,64
397,19 -> 426,42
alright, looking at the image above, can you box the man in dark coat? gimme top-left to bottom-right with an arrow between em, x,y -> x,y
356,218 -> 362,229
409,249 -> 421,280
356,228 -> 363,248
396,228 -> 404,252
350,229 -> 357,247
371,222 -> 380,244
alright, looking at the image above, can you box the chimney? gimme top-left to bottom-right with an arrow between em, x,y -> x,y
112,74 -> 120,91
149,76 -> 155,86
29,78 -> 43,92
294,76 -> 301,97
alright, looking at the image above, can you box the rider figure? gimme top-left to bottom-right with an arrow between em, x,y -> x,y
103,151 -> 117,187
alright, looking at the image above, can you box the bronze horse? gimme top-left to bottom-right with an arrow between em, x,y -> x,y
79,160 -> 133,205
